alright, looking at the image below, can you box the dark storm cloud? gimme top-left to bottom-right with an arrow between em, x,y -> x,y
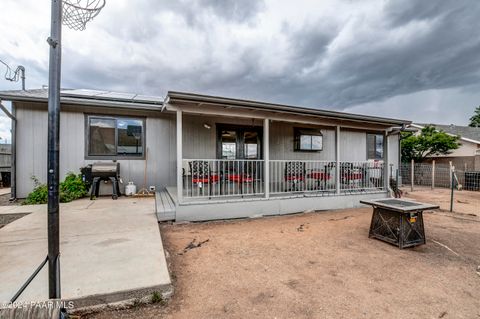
324,1 -> 480,107
6,0 -> 479,114
247,0 -> 480,108
384,0 -> 463,27
107,0 -> 265,38
200,0 -> 266,23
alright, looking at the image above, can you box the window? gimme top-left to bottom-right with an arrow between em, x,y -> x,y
87,115 -> 145,158
221,130 -> 237,159
243,131 -> 259,158
217,124 -> 262,159
294,128 -> 323,151
367,133 -> 384,159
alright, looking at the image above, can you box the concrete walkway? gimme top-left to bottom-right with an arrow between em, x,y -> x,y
0,197 -> 171,308
0,187 -> 11,196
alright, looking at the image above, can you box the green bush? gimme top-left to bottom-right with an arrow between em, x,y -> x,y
60,173 -> 88,203
24,172 -> 88,205
24,177 -> 48,205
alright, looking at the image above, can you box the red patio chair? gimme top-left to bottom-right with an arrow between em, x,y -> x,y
188,161 -> 218,196
308,168 -> 332,190
284,161 -> 306,192
340,162 -> 365,190
227,161 -> 258,195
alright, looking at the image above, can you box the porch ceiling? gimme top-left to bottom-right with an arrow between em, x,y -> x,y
164,91 -> 411,128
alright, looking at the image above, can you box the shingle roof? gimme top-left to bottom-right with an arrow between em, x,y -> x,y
416,123 -> 480,144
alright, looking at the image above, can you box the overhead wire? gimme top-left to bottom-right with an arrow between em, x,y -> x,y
0,59 -> 23,82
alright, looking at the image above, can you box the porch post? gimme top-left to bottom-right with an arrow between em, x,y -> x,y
384,131 -> 389,191
264,118 -> 270,199
335,126 -> 340,194
176,110 -> 183,203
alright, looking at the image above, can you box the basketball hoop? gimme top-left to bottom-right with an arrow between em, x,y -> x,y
42,0 -> 107,302
62,0 -> 106,31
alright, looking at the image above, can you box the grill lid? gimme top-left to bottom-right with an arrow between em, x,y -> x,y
91,162 -> 120,178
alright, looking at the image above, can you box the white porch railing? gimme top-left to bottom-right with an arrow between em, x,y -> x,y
181,159 -> 385,200
182,159 -> 265,198
269,160 -> 336,195
339,161 -> 384,193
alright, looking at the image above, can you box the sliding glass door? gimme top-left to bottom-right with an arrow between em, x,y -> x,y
216,124 -> 262,159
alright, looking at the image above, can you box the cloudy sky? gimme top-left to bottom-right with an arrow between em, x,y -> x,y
0,0 -> 479,142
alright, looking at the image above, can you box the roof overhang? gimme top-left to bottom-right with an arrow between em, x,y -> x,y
0,91 -> 163,111
164,91 -> 411,127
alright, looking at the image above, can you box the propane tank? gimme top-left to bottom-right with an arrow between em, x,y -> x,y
125,182 -> 137,196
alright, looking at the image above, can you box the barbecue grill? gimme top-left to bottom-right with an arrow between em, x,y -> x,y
88,162 -> 121,200
361,198 -> 439,249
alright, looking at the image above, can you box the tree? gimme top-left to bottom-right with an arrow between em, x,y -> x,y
401,126 -> 460,163
469,106 -> 480,127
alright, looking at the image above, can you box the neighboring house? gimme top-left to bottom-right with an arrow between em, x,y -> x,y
0,88 -> 409,221
410,123 -> 480,170
0,144 -> 11,187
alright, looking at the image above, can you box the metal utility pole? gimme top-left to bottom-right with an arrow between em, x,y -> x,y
47,0 -> 62,299
19,66 -> 26,90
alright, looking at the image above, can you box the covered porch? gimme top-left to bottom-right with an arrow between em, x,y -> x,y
158,92 -> 403,221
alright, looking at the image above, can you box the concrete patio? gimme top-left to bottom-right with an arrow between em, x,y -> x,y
0,197 -> 171,308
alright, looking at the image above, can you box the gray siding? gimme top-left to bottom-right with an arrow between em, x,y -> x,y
182,115 -> 263,159
270,122 -> 336,160
182,115 -> 388,162
388,134 -> 400,173
339,130 -> 367,162
182,116 -> 337,161
16,105 -> 400,198
16,102 -> 175,198
17,105 -> 47,196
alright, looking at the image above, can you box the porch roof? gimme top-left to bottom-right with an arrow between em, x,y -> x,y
0,88 -> 163,111
164,91 -> 411,127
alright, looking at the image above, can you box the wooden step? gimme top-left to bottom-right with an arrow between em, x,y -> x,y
155,190 -> 176,221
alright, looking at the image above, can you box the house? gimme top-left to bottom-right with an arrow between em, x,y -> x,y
410,123 -> 480,170
0,88 -> 410,221
0,144 -> 11,187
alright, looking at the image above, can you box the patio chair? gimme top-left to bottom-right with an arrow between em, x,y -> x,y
307,162 -> 335,191
340,162 -> 365,191
284,161 -> 306,192
188,161 -> 218,196
227,161 -> 259,195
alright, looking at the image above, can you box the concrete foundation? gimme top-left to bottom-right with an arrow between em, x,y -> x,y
167,187 -> 389,221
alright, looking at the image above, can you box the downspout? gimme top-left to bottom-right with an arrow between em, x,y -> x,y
387,124 -> 412,191
385,125 -> 405,196
0,99 -> 16,200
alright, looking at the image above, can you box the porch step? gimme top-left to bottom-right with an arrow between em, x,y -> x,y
155,189 -> 176,221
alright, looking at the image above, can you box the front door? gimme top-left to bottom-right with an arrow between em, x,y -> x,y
216,124 -> 262,160
216,124 -> 263,195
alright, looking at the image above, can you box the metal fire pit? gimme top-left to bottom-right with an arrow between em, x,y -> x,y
360,198 -> 439,249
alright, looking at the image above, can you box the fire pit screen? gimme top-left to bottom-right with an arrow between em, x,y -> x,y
360,198 -> 439,249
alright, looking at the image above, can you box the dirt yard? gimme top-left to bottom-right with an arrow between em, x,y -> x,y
84,207 -> 480,319
401,186 -> 479,215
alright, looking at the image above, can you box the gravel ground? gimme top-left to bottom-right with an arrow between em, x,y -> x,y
401,187 -> 480,215
83,207 -> 480,319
